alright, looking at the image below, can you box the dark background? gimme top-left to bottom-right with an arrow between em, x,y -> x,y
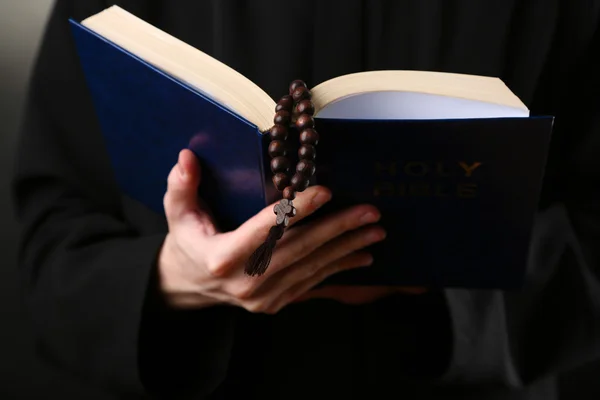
0,1 -> 597,398
0,1 -> 110,398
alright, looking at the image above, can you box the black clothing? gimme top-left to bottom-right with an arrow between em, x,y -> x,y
14,0 -> 600,399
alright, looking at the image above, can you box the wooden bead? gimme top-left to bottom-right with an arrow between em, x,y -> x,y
268,140 -> 287,157
274,110 -> 291,125
289,80 -> 307,96
270,80 -> 318,200
283,186 -> 296,200
270,156 -> 291,173
276,95 -> 294,112
272,173 -> 290,191
269,124 -> 288,141
296,160 -> 316,177
298,144 -> 316,160
291,173 -> 310,192
292,86 -> 311,102
296,99 -> 314,116
295,114 -> 315,130
299,128 -> 319,145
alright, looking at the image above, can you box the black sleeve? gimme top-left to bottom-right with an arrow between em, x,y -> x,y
12,0 -> 236,397
438,15 -> 600,388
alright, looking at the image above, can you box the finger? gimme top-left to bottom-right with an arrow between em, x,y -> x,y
297,286 -> 396,305
163,149 -> 201,222
213,185 -> 332,263
296,286 -> 429,304
273,252 -> 374,310
266,204 -> 382,274
250,225 -> 385,297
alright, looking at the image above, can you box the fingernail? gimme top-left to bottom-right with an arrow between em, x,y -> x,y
366,229 -> 386,242
360,211 -> 380,223
311,190 -> 331,207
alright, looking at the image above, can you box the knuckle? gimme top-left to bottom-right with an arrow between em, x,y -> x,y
243,300 -> 267,313
205,256 -> 231,277
308,259 -> 325,277
294,239 -> 313,262
243,298 -> 283,315
165,167 -> 177,187
243,303 -> 259,313
302,267 -> 316,281
165,168 -> 179,193
297,260 -> 320,281
230,283 -> 255,300
162,193 -> 174,218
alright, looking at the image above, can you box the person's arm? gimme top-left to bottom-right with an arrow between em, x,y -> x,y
13,1 -> 237,396
439,19 -> 600,388
14,4 -> 388,398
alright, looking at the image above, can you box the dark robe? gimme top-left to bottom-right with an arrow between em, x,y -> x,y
13,0 -> 600,399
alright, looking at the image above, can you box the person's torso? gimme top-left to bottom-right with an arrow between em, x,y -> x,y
111,1 -> 596,398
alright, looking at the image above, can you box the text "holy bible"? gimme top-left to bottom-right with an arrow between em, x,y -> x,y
373,161 -> 482,198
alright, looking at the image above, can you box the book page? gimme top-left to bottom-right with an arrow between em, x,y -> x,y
315,91 -> 529,120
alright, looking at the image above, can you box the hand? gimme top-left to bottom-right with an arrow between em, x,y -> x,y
157,149 -> 387,313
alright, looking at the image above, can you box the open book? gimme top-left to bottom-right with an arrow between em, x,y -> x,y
81,5 -> 529,130
70,5 -> 553,289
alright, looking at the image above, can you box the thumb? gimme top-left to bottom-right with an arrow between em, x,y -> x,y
163,149 -> 201,222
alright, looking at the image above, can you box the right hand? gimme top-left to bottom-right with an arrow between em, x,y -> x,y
157,149 -> 386,313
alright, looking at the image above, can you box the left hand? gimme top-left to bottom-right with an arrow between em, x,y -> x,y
294,285 -> 427,305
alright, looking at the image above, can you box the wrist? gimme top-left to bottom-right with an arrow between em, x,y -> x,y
157,234 -> 222,309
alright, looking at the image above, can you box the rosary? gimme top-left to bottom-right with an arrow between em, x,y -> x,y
245,80 -> 319,277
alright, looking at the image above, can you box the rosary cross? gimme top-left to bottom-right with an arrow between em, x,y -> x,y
274,199 -> 296,227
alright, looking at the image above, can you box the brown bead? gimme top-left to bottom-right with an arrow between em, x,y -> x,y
276,95 -> 294,112
283,186 -> 296,200
296,160 -> 316,177
270,156 -> 291,173
295,114 -> 315,130
269,124 -> 288,141
291,173 -> 310,192
292,86 -> 311,102
299,128 -> 319,145
298,144 -> 316,160
274,110 -> 291,126
268,140 -> 287,157
296,99 -> 314,116
289,80 -> 307,96
272,173 -> 290,191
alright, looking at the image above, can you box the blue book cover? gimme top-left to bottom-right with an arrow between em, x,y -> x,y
69,19 -> 553,289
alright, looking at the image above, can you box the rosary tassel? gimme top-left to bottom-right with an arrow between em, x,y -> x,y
244,224 -> 285,276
